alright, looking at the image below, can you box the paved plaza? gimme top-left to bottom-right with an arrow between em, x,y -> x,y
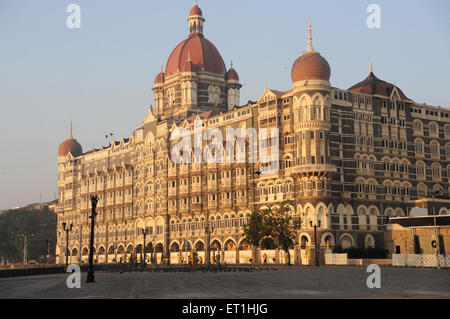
0,266 -> 449,299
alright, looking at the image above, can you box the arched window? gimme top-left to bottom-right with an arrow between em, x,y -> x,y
430,141 -> 440,157
414,139 -> 424,153
429,122 -> 438,137
416,162 -> 425,176
413,120 -> 422,133
417,183 -> 427,198
431,164 -> 441,178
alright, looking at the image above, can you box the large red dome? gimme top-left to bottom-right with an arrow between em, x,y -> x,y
58,138 -> 82,157
165,33 -> 226,76
291,51 -> 330,83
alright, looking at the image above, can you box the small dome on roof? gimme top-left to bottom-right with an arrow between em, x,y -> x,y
58,122 -> 83,157
190,4 -> 202,16
226,63 -> 239,81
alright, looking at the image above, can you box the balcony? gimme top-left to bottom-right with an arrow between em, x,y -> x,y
292,164 -> 337,177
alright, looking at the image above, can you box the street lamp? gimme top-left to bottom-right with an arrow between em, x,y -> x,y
17,234 -> 34,264
149,232 -> 156,264
62,223 -> 73,269
431,189 -> 442,270
310,220 -> 321,266
46,237 -> 52,264
141,227 -> 149,264
87,195 -> 99,283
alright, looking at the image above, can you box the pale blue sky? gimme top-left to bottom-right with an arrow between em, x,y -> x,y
0,0 -> 449,209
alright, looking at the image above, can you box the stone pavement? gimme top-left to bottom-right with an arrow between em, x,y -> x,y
0,266 -> 448,299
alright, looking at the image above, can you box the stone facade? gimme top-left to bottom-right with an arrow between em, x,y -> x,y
55,4 -> 450,265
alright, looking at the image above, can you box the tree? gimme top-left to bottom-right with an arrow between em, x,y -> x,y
0,208 -> 56,263
242,201 -> 301,265
242,208 -> 270,264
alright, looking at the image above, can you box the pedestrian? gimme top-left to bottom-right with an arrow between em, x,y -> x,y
263,253 -> 267,265
199,256 -> 203,264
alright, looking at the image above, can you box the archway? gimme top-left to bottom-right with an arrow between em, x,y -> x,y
224,239 -> 236,251
210,240 -> 221,264
181,241 -> 192,252
210,240 -> 221,251
224,239 -> 236,264
321,233 -> 335,249
365,234 -> 375,249
340,235 -> 354,249
155,243 -> 163,253
299,235 -> 310,265
194,241 -> 205,251
170,242 -> 180,252
155,243 -> 164,264
108,246 -> 114,255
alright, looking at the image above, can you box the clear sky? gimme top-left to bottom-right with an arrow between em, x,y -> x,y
0,0 -> 449,209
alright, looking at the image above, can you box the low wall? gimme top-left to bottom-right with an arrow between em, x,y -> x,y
347,259 -> 392,266
324,253 -> 348,265
0,263 -> 121,278
392,254 -> 450,267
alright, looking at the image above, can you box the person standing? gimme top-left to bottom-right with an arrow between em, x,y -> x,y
263,253 -> 268,265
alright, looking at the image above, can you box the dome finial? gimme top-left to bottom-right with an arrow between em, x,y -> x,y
370,61 -> 373,73
69,120 -> 73,139
306,20 -> 314,52
161,63 -> 164,73
230,60 -> 233,69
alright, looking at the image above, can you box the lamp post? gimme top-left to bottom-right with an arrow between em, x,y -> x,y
431,190 -> 442,270
87,195 -> 99,283
17,234 -> 34,264
149,233 -> 156,264
310,220 -> 321,266
62,223 -> 72,269
141,228 -> 149,264
46,237 -> 52,264
205,211 -> 211,265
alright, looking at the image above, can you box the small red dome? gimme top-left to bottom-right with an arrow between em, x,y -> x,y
154,71 -> 165,84
190,5 -> 202,16
291,51 -> 330,83
226,68 -> 239,81
165,33 -> 226,76
58,138 -> 82,157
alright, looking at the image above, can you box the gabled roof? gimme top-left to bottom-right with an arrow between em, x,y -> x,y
348,72 -> 411,101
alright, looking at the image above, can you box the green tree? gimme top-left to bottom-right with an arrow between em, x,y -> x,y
242,201 -> 301,265
265,201 -> 301,265
0,208 -> 56,263
242,208 -> 270,264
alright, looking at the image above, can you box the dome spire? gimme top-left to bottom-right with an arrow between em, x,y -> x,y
188,1 -> 204,35
306,20 -> 314,53
370,61 -> 373,73
69,120 -> 73,139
